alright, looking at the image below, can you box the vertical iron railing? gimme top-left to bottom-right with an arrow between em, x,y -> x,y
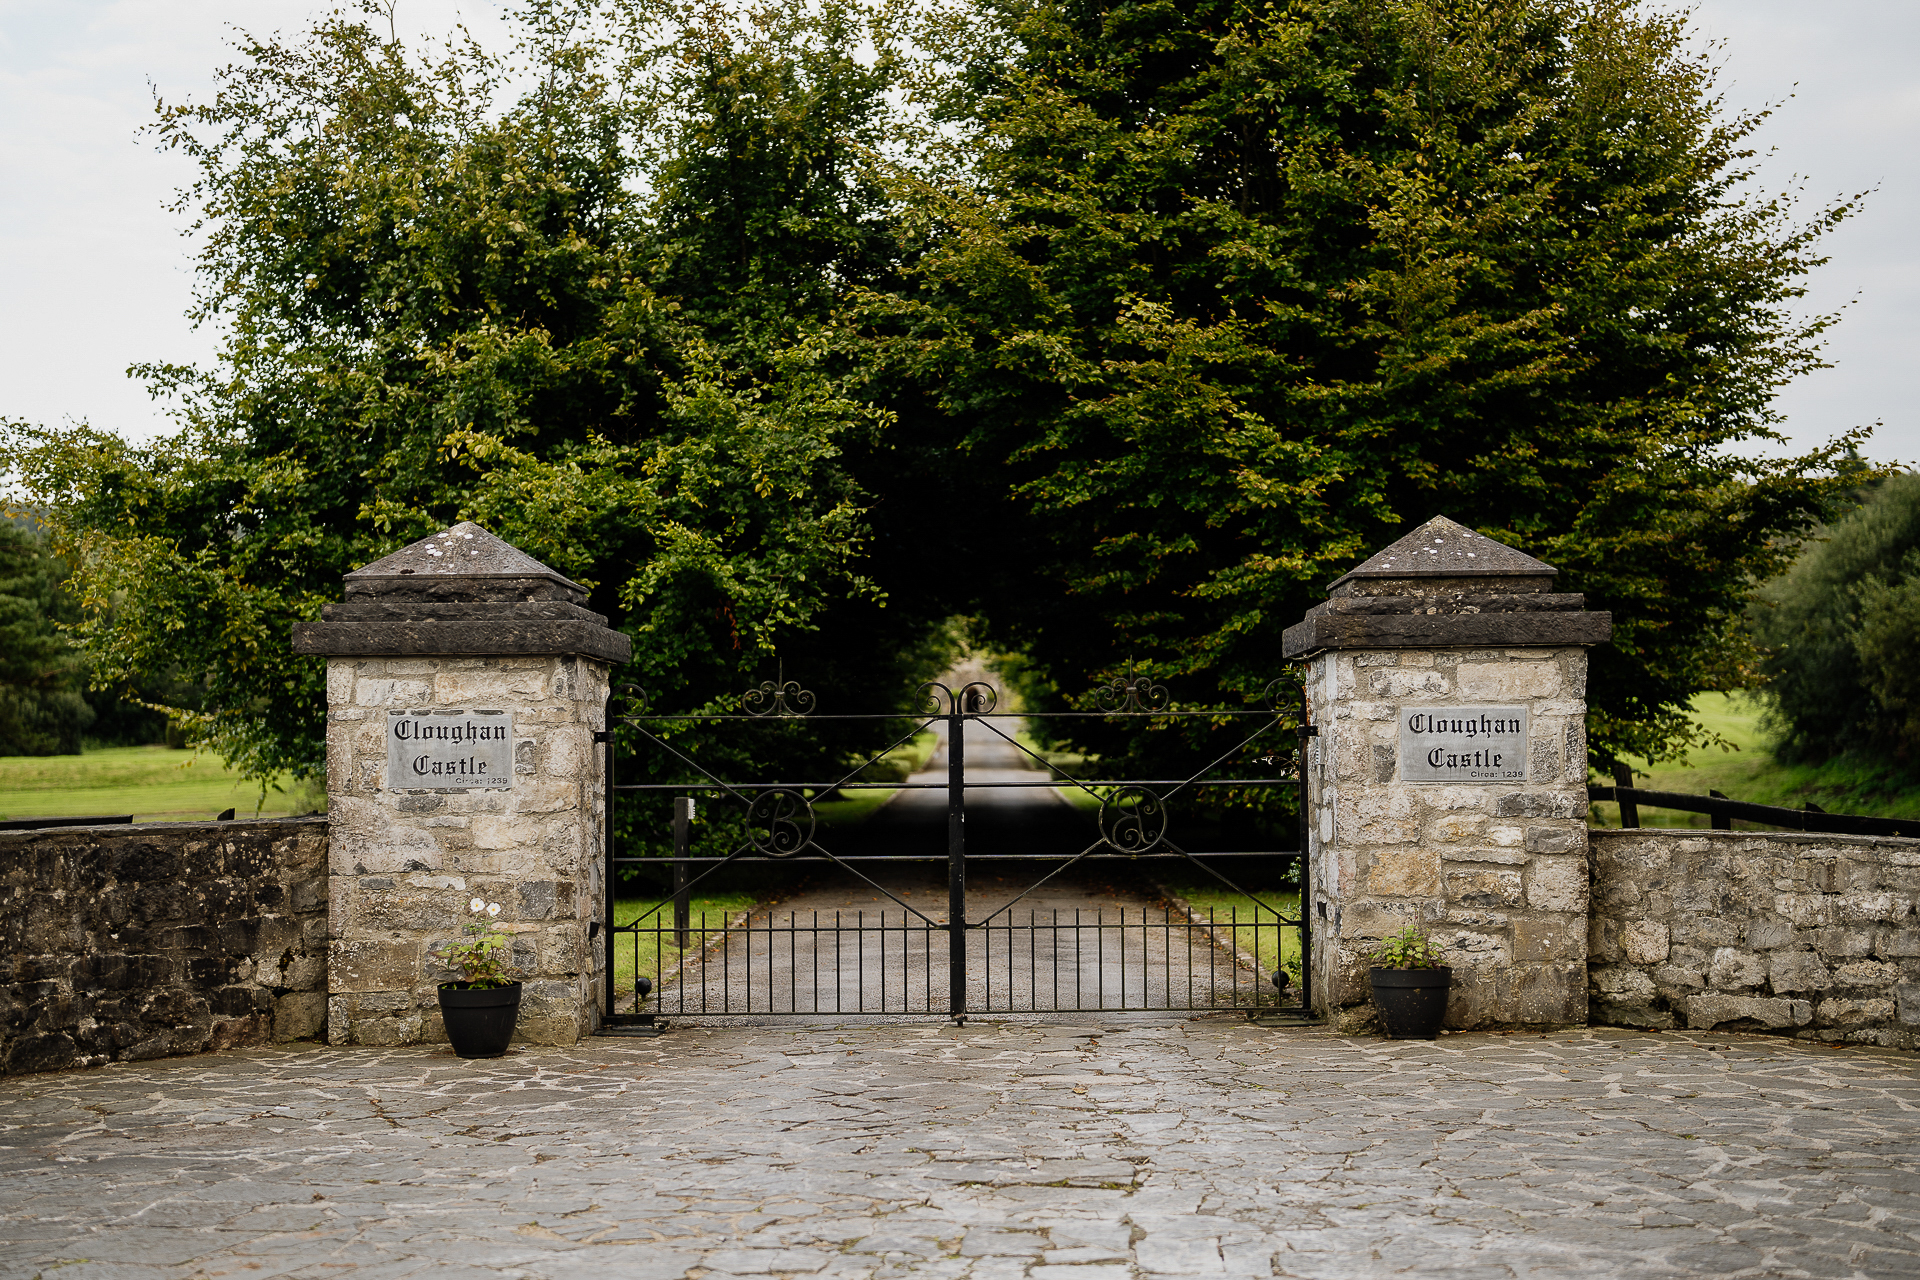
947,692 -> 967,1022
600,676 -> 1314,1027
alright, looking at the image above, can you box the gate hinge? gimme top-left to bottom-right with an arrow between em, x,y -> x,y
593,731 -> 611,743
1300,724 -> 1319,737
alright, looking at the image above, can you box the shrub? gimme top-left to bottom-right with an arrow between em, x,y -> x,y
1752,474 -> 1920,762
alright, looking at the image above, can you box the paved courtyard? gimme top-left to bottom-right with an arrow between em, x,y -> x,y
1,1020 -> 1916,1280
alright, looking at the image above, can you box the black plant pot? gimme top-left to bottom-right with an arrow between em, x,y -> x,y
438,982 -> 522,1058
1368,967 -> 1452,1039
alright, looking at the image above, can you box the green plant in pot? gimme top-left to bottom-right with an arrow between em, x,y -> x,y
1367,924 -> 1451,1039
437,897 -> 522,1058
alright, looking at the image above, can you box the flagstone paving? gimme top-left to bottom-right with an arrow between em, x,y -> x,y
1,1020 -> 1915,1279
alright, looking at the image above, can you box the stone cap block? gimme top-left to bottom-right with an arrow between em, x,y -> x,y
1282,609 -> 1611,658
1288,515 -> 1612,658
292,523 -> 632,663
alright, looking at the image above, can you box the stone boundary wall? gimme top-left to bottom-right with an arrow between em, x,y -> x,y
0,817 -> 329,1076
1589,829 -> 1920,1049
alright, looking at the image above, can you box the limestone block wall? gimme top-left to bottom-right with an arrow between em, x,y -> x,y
1589,829 -> 1920,1049
325,655 -> 608,1046
1306,647 -> 1591,1030
0,818 -> 329,1076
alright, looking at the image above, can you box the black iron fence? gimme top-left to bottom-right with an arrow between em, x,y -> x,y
598,672 -> 1314,1028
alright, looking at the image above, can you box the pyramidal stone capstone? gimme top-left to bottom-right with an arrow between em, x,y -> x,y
295,522 -> 630,662
1284,516 -> 1609,658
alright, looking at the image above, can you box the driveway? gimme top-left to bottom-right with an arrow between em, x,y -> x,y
2,1020 -> 1915,1279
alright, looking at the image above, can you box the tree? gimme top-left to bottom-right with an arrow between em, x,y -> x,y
1752,474 -> 1920,763
3,1 -> 941,797
852,0 -> 1866,780
0,521 -> 94,756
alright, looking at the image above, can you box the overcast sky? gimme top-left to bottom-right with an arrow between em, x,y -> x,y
2,1 -> 1915,464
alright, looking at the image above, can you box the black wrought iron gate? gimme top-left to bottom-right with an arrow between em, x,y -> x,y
598,672 -> 1313,1028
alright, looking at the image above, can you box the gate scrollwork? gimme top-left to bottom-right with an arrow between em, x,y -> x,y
746,788 -> 816,857
1093,662 -> 1169,714
1098,785 -> 1168,854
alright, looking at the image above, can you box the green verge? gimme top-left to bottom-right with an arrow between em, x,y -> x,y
1152,878 -> 1302,983
607,893 -> 761,1014
0,745 -> 323,822
602,734 -> 940,1012
1590,693 -> 1920,827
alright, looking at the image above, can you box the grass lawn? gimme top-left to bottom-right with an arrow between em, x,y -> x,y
606,892 -> 762,1015
1591,693 -> 1920,828
0,745 -> 321,823
1153,875 -> 1301,984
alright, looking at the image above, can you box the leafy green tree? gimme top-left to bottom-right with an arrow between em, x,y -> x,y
1753,474 -> 1920,763
854,0 -> 1865,780
4,2 -> 940,802
0,521 -> 94,756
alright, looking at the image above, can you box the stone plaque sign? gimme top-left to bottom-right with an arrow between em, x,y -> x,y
387,709 -> 513,790
1398,706 -> 1528,783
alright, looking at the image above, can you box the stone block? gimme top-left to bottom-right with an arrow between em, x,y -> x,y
1443,967 -> 1503,1029
1590,964 -> 1656,1002
1339,900 -> 1431,940
1745,918 -> 1794,950
1525,856 -> 1586,912
1814,927 -> 1874,958
1366,847 -> 1441,897
1344,791 -> 1418,847
542,923 -> 584,973
1623,920 -> 1670,965
1815,996 -> 1894,1025
329,939 -> 420,992
1434,927 -> 1510,969
1897,981 -> 1920,1026
1511,962 -> 1585,1024
1454,845 -> 1528,865
1707,947 -> 1767,989
1691,916 -> 1745,948
1777,894 -> 1834,928
1525,825 -> 1579,855
1454,661 -> 1562,699
1445,867 -> 1522,909
1367,668 -> 1450,697
329,990 -> 425,1046
1684,993 -> 1811,1030
1495,792 -> 1583,820
1768,950 -> 1832,995
1832,959 -> 1903,988
1513,916 -> 1583,961
1879,926 -> 1920,956
1426,813 -> 1485,844
1837,891 -> 1903,923
274,991 -> 327,1041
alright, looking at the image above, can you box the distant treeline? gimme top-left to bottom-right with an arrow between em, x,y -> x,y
1753,473 -> 1920,768
0,519 -> 198,755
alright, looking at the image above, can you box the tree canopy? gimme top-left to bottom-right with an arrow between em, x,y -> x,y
1753,474 -> 1920,763
0,0 -> 1872,801
4,1 -> 931,790
851,0 -> 1865,773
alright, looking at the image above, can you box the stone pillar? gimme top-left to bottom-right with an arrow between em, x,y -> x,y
294,523 -> 630,1046
1283,516 -> 1612,1031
